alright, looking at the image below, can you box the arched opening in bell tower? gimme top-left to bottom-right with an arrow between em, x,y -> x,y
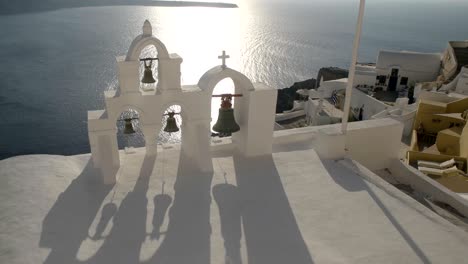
211,78 -> 237,137
116,108 -> 145,150
139,45 -> 159,91
158,104 -> 183,145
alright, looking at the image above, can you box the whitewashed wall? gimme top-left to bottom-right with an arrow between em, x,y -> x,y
353,65 -> 377,88
351,88 -> 388,120
316,78 -> 347,98
371,98 -> 417,137
345,118 -> 404,170
273,118 -> 404,171
391,111 -> 416,137
353,73 -> 376,88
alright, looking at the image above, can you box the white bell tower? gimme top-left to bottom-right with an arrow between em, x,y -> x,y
87,20 -> 277,184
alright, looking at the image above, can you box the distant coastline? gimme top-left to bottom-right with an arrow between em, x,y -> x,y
149,1 -> 237,8
0,0 -> 238,15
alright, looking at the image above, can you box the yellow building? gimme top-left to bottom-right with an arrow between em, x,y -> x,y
408,95 -> 468,192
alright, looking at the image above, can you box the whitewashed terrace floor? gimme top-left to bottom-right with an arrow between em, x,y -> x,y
1,146 -> 468,264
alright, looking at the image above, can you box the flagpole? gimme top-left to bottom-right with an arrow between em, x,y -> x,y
341,0 -> 366,134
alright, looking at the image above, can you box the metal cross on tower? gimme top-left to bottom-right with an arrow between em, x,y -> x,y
218,50 -> 230,69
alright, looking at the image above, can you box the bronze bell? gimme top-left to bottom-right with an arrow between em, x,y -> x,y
213,108 -> 240,134
141,60 -> 156,84
163,112 -> 180,133
212,94 -> 242,134
123,118 -> 136,134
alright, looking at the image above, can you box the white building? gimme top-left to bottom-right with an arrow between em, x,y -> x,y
353,63 -> 377,89
309,47 -> 462,132
354,41 -> 468,99
316,78 -> 347,98
306,49 -> 443,128
307,77 -> 417,136
354,50 -> 442,92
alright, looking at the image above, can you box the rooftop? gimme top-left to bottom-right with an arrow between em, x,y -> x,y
376,50 -> 441,73
2,127 -> 468,263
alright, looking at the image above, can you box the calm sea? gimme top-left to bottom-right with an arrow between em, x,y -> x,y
0,0 -> 467,159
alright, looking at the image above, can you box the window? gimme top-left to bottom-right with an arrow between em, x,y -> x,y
376,75 -> 386,84
400,77 -> 409,86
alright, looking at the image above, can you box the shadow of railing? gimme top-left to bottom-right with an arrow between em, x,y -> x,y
150,187 -> 172,240
39,159 -> 114,264
321,158 -> 431,264
92,203 -> 118,240
143,151 -> 213,264
86,154 -> 155,264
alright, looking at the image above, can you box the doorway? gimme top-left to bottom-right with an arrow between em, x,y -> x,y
387,68 -> 399,91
